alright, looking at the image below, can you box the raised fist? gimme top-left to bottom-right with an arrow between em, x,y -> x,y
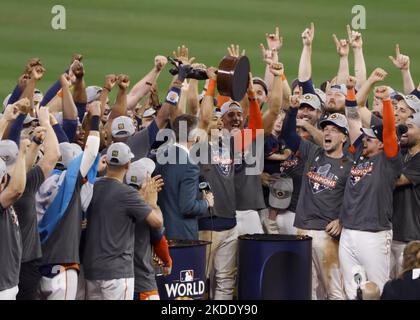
104,74 -> 117,91
117,74 -> 130,90
71,60 -> 85,79
368,68 -> 388,84
346,76 -> 357,89
154,55 -> 168,72
374,86 -> 391,101
37,107 -> 50,126
14,98 -> 31,114
31,65 -> 45,81
269,62 -> 284,77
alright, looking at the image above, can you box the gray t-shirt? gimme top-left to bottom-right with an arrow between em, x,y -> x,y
83,177 -> 152,280
341,152 -> 403,231
134,223 -> 155,293
0,205 -> 22,290
41,173 -> 84,265
294,139 -> 352,230
14,166 -> 44,263
393,151 -> 420,242
199,141 -> 236,219
235,140 -> 266,211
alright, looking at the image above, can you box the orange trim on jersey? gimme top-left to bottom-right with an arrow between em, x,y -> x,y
140,290 -> 159,300
57,88 -> 63,98
62,263 -> 80,272
382,99 -> 399,158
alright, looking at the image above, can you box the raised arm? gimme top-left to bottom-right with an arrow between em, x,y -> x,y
0,102 -> 20,139
0,140 -> 29,208
333,33 -> 350,84
347,25 -> 366,89
263,62 -> 283,133
127,55 -> 167,110
344,76 -> 363,145
389,44 -> 415,94
71,59 -> 88,122
376,86 -> 399,158
261,26 -> 282,92
198,67 -> 217,132
79,102 -> 100,178
356,68 -> 388,127
281,88 -> 303,153
36,108 -> 60,178
298,22 -> 314,83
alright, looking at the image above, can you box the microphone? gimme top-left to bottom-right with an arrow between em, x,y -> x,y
354,273 -> 363,300
199,176 -> 211,192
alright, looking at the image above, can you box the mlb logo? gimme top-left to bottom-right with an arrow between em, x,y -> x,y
180,270 -> 194,282
112,151 -> 119,157
118,123 -> 125,129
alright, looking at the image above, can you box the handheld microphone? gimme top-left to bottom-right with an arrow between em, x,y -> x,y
199,176 -> 211,192
354,273 -> 363,300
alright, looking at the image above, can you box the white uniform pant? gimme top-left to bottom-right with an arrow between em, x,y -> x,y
199,226 -> 238,300
339,228 -> 392,299
38,268 -> 78,300
86,278 -> 134,300
276,210 -> 297,235
390,240 -> 407,279
297,229 -> 345,300
236,210 -> 264,236
0,286 -> 18,300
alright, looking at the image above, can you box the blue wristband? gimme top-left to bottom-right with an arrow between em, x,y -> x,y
165,87 -> 181,106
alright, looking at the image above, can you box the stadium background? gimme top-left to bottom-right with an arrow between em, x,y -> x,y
0,0 -> 419,104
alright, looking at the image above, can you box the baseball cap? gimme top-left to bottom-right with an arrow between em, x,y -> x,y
252,77 -> 268,95
2,93 -> 11,109
269,174 -> 293,209
300,93 -> 322,111
125,158 -> 156,187
330,84 -> 347,96
315,88 -> 326,104
319,113 -> 349,135
111,116 -> 135,138
142,107 -> 156,118
106,142 -> 134,166
406,113 -> 420,129
220,101 -> 243,117
0,158 -> 7,183
395,94 -> 420,113
23,114 -> 38,125
213,108 -> 222,117
57,142 -> 83,169
0,140 -> 19,168
86,86 -> 103,104
360,124 -> 383,142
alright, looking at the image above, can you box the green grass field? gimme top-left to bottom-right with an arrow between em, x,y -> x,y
1,0 -> 419,103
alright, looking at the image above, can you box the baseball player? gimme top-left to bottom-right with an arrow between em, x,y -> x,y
339,86 -> 402,299
282,88 -> 352,300
125,158 -> 171,300
0,140 -> 30,300
83,143 -> 163,300
391,113 -> 420,278
36,104 -> 101,300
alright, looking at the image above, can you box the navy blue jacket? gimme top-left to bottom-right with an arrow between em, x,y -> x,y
156,145 -> 208,240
